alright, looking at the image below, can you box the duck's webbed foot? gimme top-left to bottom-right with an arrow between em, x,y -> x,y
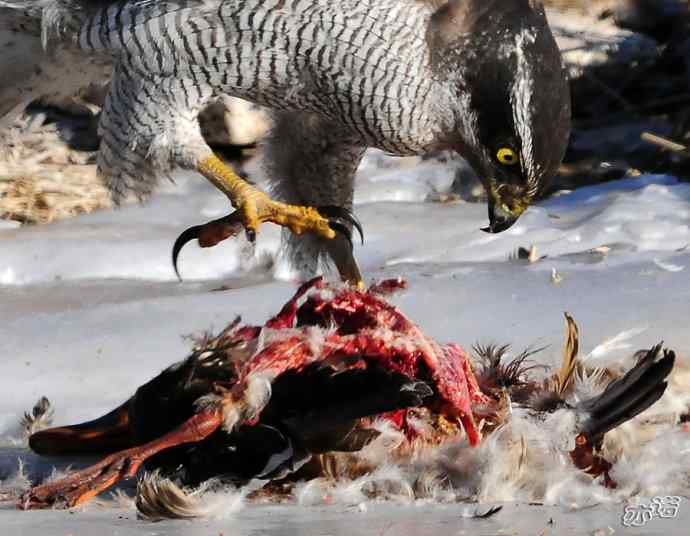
18,410 -> 223,510
19,446 -> 146,509
172,155 -> 362,281
569,433 -> 617,489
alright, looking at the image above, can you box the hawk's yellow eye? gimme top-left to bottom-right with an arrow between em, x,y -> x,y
496,147 -> 519,166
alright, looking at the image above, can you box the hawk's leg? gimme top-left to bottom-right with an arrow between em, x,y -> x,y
172,154 -> 360,280
95,72 -> 360,279
265,112 -> 366,286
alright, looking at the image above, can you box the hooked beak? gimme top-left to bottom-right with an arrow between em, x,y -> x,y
481,200 -> 521,234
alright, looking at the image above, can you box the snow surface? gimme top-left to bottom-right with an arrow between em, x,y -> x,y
1,150 -> 690,533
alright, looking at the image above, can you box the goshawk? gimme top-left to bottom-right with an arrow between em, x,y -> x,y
0,0 -> 570,285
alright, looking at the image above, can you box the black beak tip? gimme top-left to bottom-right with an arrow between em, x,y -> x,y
487,218 -> 518,234
483,204 -> 520,234
480,220 -> 517,234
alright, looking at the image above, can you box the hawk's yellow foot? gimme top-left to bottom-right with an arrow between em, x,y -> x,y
172,155 -> 363,282
198,155 -> 336,240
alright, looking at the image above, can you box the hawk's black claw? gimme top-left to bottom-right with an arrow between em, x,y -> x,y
172,224 -> 205,281
172,207 -> 361,282
318,206 -> 364,246
171,214 -> 244,281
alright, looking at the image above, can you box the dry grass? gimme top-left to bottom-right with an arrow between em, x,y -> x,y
0,164 -> 112,224
0,114 -> 113,225
543,0 -> 617,13
0,95 -> 265,225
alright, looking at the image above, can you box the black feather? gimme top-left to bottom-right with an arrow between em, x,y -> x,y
577,345 -> 675,441
580,343 -> 661,413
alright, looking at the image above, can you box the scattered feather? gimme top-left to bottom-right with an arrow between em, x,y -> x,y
555,313 -> 579,397
0,459 -> 30,501
19,397 -> 53,438
653,258 -> 685,272
569,366 -> 609,404
474,343 -> 547,390
584,327 -> 649,362
108,489 -> 136,510
590,246 -> 611,256
462,504 -> 503,518
510,245 -> 543,263
135,471 -> 245,521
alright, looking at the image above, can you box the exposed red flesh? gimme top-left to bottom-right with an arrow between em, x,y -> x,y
231,277 -> 487,445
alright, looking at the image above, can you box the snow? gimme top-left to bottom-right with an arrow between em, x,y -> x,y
1,149 -> 689,532
2,501 -> 685,536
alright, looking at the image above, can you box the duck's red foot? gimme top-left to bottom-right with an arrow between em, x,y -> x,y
18,447 -> 145,509
569,433 -> 617,489
18,410 -> 224,510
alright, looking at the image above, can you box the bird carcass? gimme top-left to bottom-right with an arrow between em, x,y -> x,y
19,278 -> 675,511
19,277 -> 488,509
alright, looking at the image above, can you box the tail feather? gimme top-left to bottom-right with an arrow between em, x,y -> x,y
582,381 -> 668,441
578,345 -> 675,440
581,343 -> 667,413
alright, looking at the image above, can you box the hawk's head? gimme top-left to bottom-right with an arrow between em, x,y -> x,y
428,0 -> 570,232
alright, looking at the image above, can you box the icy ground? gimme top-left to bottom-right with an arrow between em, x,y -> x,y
1,150 -> 689,533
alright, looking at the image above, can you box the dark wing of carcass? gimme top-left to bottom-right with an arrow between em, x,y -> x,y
576,344 -> 675,442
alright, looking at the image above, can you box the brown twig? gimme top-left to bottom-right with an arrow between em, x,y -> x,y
641,132 -> 688,153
